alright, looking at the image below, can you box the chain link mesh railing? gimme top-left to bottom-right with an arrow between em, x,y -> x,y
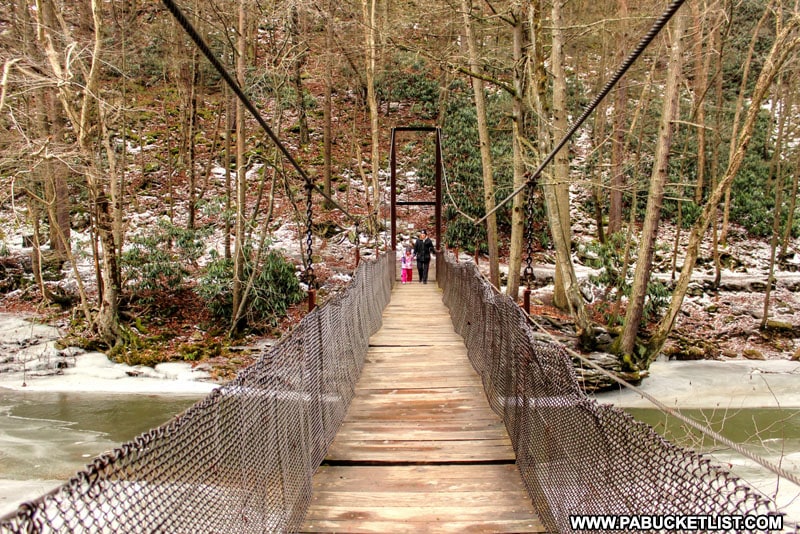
0,253 -> 394,534
436,251 -> 788,533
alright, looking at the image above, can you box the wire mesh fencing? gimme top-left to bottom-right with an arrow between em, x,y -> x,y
436,251 -> 790,533
0,253 -> 394,534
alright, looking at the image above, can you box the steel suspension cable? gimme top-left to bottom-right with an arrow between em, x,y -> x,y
159,0 -> 357,225
475,0 -> 688,226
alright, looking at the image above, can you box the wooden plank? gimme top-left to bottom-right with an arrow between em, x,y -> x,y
300,518 -> 543,534
301,281 -> 546,532
309,465 -> 530,492
325,440 -> 514,462
304,504 -> 538,520
334,423 -> 509,441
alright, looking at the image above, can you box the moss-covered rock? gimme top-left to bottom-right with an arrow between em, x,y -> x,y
742,348 -> 765,361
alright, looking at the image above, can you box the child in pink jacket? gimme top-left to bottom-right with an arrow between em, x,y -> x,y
400,248 -> 414,283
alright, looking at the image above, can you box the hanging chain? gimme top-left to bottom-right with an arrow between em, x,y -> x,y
523,180 -> 537,289
304,181 -> 316,289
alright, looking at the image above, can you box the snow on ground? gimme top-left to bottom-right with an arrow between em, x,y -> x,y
0,313 -> 217,395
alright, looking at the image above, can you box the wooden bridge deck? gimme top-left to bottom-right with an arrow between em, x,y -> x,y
301,271 -> 546,533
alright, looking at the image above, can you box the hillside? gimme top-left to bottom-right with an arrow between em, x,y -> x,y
0,1 -> 799,390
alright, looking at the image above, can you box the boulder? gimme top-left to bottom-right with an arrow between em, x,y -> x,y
742,348 -> 765,361
764,319 -> 794,332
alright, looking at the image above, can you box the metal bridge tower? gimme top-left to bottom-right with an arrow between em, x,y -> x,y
389,126 -> 442,251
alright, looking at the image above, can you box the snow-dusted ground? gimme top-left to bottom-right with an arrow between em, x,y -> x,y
0,313 -> 217,394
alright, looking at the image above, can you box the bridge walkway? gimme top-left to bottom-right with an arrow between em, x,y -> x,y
301,269 -> 546,533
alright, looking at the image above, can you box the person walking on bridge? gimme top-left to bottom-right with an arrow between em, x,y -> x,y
401,247 -> 414,283
413,230 -> 435,284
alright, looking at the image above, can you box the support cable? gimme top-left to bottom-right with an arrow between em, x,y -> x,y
474,0 -> 687,226
160,0 -> 358,225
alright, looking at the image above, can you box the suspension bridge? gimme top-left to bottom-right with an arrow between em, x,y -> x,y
1,0 -> 793,530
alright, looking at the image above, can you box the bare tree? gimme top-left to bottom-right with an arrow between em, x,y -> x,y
290,2 -> 310,145
524,0 -> 593,343
35,0 -> 125,345
550,0 -> 571,311
506,3 -> 529,300
607,0 -> 629,236
720,0 -> 775,247
761,78 -> 791,329
647,15 -> 800,364
619,11 -> 685,362
462,0 -> 500,287
363,0 -> 381,226
231,0 -> 248,331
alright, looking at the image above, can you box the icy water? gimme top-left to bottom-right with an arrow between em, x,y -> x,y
0,390 -> 201,515
626,406 -> 800,522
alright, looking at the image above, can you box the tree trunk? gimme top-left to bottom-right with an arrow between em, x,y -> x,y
709,7 -> 727,289
363,0 -> 381,221
720,0 -> 774,246
591,26 -> 608,245
607,0 -> 629,236
647,19 -> 800,363
290,4 -> 309,145
231,0 -> 247,332
620,11 -> 684,363
528,0 -> 593,344
39,0 -> 124,346
323,1 -> 334,209
507,9 -> 527,300
551,0 -> 571,311
761,81 -> 790,329
691,0 -> 714,204
187,46 -> 199,229
224,89 -> 233,261
780,147 -> 800,258
43,91 -> 71,257
462,0 -> 499,287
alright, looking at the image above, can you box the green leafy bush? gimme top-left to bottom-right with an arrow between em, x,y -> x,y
585,232 -> 671,326
122,220 -> 209,298
196,249 -> 304,328
378,56 -> 440,119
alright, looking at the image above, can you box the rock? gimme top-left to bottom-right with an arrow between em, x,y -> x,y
686,282 -> 704,297
61,347 -> 86,357
572,351 -> 646,392
595,329 -> 613,349
742,348 -> 765,361
792,347 -> 800,361
705,304 -> 719,313
749,281 -> 768,292
764,319 -> 793,332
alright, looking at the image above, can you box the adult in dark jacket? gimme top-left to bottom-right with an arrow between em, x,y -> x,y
413,230 -> 435,284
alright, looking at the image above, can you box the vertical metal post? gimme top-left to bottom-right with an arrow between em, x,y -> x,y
435,128 -> 443,251
308,288 -> 316,312
390,129 -> 397,251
